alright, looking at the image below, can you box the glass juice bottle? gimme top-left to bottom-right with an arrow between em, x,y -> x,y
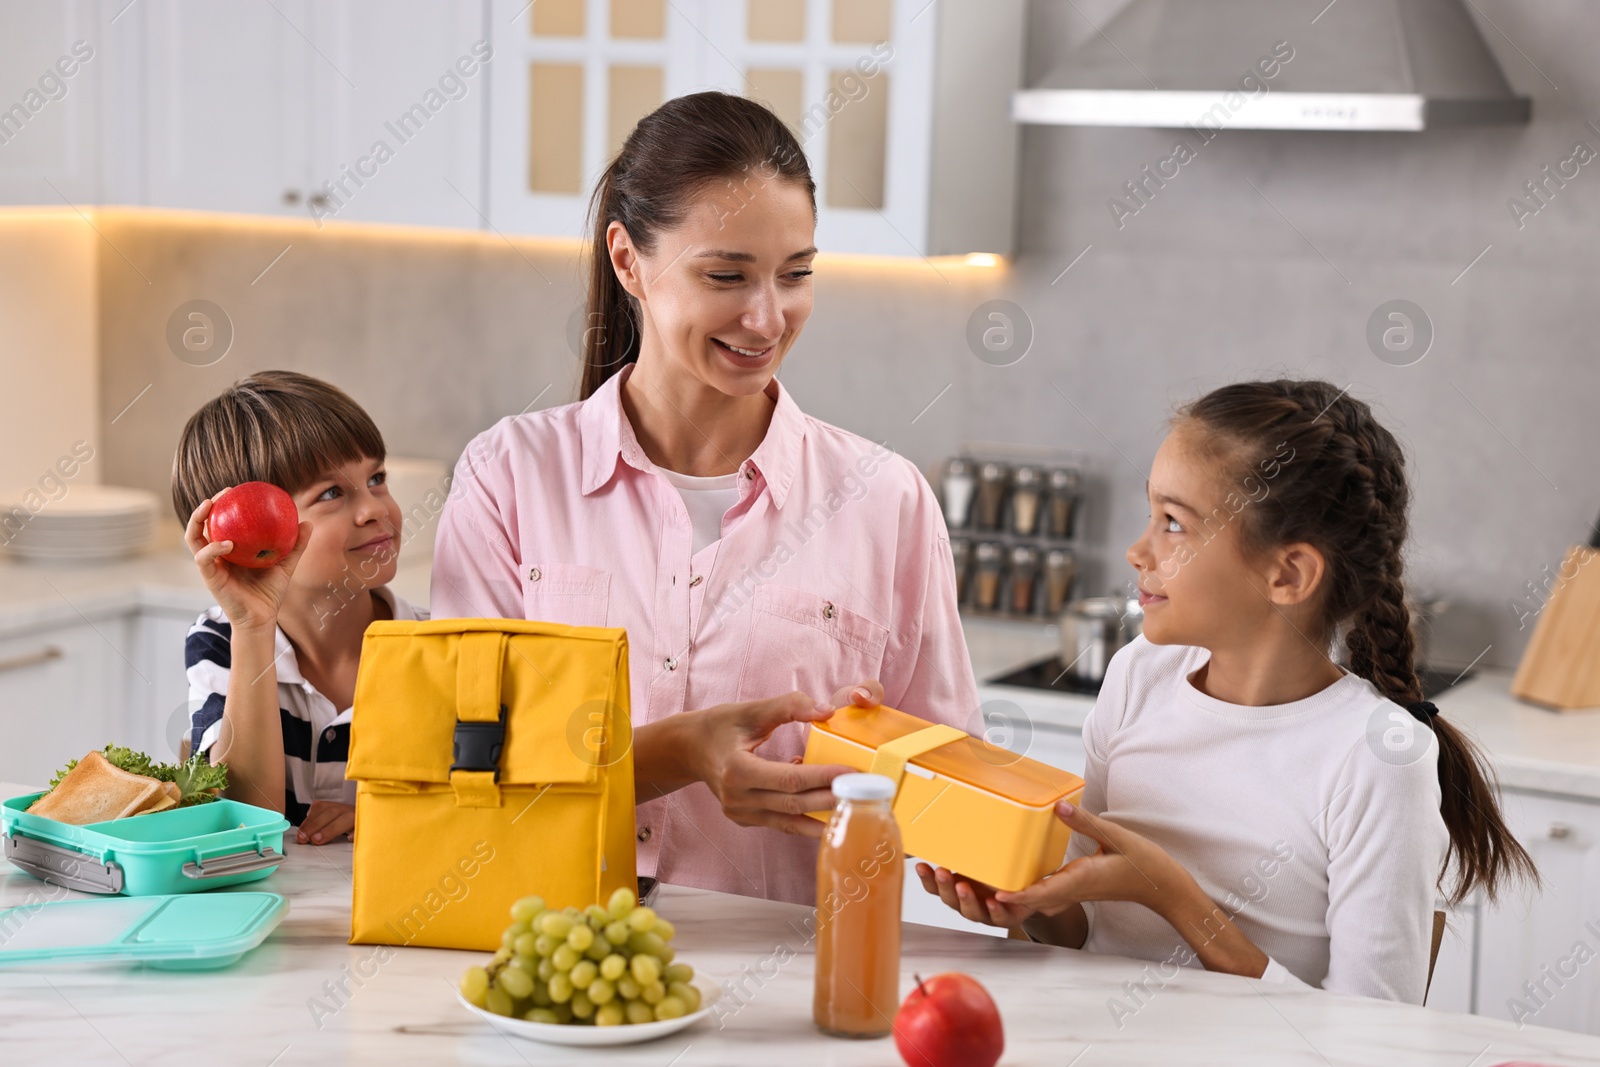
814,772 -> 904,1038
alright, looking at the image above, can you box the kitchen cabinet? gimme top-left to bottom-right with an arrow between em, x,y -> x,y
136,0 -> 312,217
138,0 -> 486,227
298,1 -> 488,228
0,605 -> 200,787
0,1 -> 486,228
1427,898 -> 1479,1013
6,0 -> 1023,253
0,614 -> 138,785
1474,788 -> 1600,1035
0,1 -> 103,205
130,607 -> 199,761
487,0 -> 1024,255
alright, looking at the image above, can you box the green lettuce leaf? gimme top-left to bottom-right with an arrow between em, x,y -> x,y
42,746 -> 229,807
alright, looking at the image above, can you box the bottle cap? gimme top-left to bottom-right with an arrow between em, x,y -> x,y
831,773 -> 896,802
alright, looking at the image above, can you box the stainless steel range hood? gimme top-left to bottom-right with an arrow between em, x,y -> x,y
1013,0 -> 1531,132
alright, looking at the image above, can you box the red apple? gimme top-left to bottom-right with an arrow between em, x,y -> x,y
894,972 -> 1004,1067
208,482 -> 299,569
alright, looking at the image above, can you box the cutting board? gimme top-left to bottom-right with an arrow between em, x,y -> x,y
1512,543 -> 1600,711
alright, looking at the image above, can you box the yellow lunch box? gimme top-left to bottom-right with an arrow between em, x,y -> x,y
803,704 -> 1085,892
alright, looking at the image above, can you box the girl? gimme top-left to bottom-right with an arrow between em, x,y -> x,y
919,379 -> 1535,1003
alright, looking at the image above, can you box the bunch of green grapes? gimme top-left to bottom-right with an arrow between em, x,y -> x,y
459,887 -> 701,1027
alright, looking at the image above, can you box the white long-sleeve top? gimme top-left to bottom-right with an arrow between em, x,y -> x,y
1066,635 -> 1450,1003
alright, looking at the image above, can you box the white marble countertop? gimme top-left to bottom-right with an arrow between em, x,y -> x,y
0,523 -> 433,638
2,795 -> 1598,1067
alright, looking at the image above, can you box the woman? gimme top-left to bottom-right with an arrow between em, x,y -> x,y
431,92 -> 978,905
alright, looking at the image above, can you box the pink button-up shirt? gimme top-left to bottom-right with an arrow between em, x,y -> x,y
430,365 -> 979,904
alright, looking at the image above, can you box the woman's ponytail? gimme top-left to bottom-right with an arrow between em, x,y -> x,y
580,163 -> 642,399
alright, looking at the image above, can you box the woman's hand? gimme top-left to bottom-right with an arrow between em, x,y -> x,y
679,680 -> 884,839
915,863 -> 1036,930
185,491 -> 311,634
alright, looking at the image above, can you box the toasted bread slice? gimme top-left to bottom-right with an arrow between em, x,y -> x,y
27,750 -> 168,825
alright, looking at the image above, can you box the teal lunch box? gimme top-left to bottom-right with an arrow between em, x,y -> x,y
1,792 -> 289,896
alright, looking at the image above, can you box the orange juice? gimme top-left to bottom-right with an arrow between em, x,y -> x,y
814,772 -> 903,1038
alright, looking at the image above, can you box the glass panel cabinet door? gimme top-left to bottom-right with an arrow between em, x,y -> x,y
489,0 -> 697,238
489,0 -> 1019,257
694,0 -> 938,256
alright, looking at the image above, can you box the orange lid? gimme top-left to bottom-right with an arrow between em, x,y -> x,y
815,704 -> 1082,808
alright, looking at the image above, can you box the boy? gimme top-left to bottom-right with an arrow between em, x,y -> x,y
173,370 -> 426,844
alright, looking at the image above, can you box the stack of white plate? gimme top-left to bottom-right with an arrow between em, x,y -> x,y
0,485 -> 159,563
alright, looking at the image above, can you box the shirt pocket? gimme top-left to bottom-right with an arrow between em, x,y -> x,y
521,563 -> 612,628
735,583 -> 890,707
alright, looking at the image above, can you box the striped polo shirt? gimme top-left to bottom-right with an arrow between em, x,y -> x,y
185,586 -> 426,825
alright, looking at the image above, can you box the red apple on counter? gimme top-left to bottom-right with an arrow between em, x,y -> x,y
208,482 -> 299,569
893,972 -> 1004,1067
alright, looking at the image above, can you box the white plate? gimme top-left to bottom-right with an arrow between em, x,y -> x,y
456,974 -> 720,1046
0,486 -> 157,516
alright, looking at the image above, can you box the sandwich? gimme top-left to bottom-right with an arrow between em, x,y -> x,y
27,750 -> 175,824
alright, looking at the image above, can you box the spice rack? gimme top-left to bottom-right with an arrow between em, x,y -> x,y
935,448 -> 1087,621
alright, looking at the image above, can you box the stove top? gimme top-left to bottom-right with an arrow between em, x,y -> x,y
988,656 -> 1474,702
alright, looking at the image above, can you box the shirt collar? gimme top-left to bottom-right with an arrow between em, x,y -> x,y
579,363 -> 806,508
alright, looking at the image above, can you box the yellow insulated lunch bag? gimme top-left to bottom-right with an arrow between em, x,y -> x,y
346,618 -> 636,951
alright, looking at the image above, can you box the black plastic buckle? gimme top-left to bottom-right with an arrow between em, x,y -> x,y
450,704 -> 507,781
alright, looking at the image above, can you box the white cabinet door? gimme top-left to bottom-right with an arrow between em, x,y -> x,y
1426,899 -> 1479,1014
141,0 -> 313,215
140,0 -> 487,224
305,1 -> 487,229
0,0 -> 102,204
130,608 -> 199,762
692,0 -> 937,257
0,615 -> 139,787
487,0 -> 703,238
1474,789 -> 1600,1034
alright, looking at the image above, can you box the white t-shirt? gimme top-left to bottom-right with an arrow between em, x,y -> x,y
658,467 -> 741,555
1067,635 -> 1449,1004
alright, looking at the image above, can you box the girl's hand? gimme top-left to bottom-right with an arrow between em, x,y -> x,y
297,801 -> 355,844
686,680 -> 884,839
915,863 -> 1035,930
185,491 -> 311,634
995,800 -> 1191,918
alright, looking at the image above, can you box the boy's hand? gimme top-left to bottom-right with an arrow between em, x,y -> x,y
297,801 -> 355,845
993,800 -> 1191,919
916,862 -> 1035,929
186,490 -> 311,633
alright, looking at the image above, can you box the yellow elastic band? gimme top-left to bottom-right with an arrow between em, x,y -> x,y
867,723 -> 967,791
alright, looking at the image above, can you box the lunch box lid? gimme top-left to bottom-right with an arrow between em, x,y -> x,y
814,704 -> 1082,808
0,892 -> 287,969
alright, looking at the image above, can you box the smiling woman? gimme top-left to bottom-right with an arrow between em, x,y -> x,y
431,92 -> 980,907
